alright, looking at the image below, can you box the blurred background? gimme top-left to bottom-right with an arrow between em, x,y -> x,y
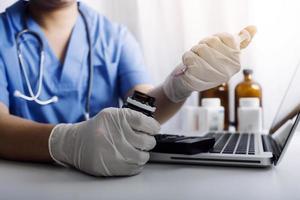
1,0 -> 300,131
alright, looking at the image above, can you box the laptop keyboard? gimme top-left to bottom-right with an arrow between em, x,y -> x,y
205,133 -> 256,155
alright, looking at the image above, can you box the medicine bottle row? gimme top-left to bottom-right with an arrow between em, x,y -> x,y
197,69 -> 263,133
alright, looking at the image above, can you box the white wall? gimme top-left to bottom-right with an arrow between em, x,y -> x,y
2,0 -> 300,131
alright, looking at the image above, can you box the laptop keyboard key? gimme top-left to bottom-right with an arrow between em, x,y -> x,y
222,134 -> 239,154
248,134 -> 255,154
235,134 -> 249,154
210,133 -> 231,153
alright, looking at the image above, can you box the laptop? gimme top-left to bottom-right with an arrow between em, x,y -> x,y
149,63 -> 300,167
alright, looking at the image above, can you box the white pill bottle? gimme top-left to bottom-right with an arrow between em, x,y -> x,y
198,98 -> 224,133
180,106 -> 199,132
237,98 -> 263,132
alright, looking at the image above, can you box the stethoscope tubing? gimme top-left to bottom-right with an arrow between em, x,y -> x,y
15,3 -> 93,120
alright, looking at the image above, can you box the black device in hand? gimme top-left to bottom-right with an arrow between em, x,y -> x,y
123,91 -> 215,155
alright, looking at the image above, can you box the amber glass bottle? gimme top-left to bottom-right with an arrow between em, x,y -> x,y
199,83 -> 229,130
235,69 -> 262,126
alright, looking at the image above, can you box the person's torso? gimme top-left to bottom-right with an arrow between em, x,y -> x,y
0,1 -> 126,123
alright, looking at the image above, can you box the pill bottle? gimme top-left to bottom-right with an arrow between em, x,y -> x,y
235,69 -> 262,126
198,98 -> 224,133
180,106 -> 199,132
199,83 -> 229,130
237,98 -> 262,132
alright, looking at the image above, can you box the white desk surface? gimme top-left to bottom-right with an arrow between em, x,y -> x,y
1,135 -> 300,200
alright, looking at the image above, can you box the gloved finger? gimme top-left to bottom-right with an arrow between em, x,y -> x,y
92,152 -> 145,176
116,118 -> 153,165
214,32 -> 240,50
181,70 -> 223,92
113,132 -> 152,166
77,144 -> 145,177
239,29 -> 251,44
99,110 -> 152,165
123,108 -> 161,135
183,51 -> 228,82
239,25 -> 257,49
103,161 -> 144,177
125,130 -> 156,151
191,44 -> 241,77
117,142 -> 151,166
199,36 -> 240,63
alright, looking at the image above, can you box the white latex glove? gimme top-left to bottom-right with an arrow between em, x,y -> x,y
163,25 -> 257,103
48,108 -> 161,176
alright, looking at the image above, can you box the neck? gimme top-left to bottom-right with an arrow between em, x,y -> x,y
245,74 -> 252,81
28,2 -> 78,32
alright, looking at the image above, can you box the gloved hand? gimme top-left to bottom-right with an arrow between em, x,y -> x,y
163,25 -> 257,103
48,108 -> 161,176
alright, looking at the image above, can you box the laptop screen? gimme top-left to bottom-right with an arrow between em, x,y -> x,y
270,61 -> 300,134
268,61 -> 300,165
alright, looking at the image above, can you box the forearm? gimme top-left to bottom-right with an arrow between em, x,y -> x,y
0,105 -> 54,162
147,86 -> 186,124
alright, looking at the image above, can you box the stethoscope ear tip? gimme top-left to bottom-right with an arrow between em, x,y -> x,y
52,96 -> 59,103
14,90 -> 22,97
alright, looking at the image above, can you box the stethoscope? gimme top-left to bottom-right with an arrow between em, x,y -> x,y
14,2 -> 94,120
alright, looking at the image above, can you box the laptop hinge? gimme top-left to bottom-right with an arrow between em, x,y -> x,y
262,135 -> 281,162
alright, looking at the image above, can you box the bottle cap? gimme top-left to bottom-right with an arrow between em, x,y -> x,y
239,98 -> 260,107
243,69 -> 253,75
201,98 -> 221,107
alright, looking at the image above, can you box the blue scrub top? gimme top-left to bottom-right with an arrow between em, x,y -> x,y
0,1 -> 151,124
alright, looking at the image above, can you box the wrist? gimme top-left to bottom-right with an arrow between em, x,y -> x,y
163,63 -> 192,103
48,123 -> 73,167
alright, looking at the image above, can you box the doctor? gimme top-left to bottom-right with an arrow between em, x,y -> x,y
0,0 -> 256,176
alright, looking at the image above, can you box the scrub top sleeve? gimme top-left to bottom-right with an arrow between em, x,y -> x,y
117,27 -> 152,99
0,56 -> 9,107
